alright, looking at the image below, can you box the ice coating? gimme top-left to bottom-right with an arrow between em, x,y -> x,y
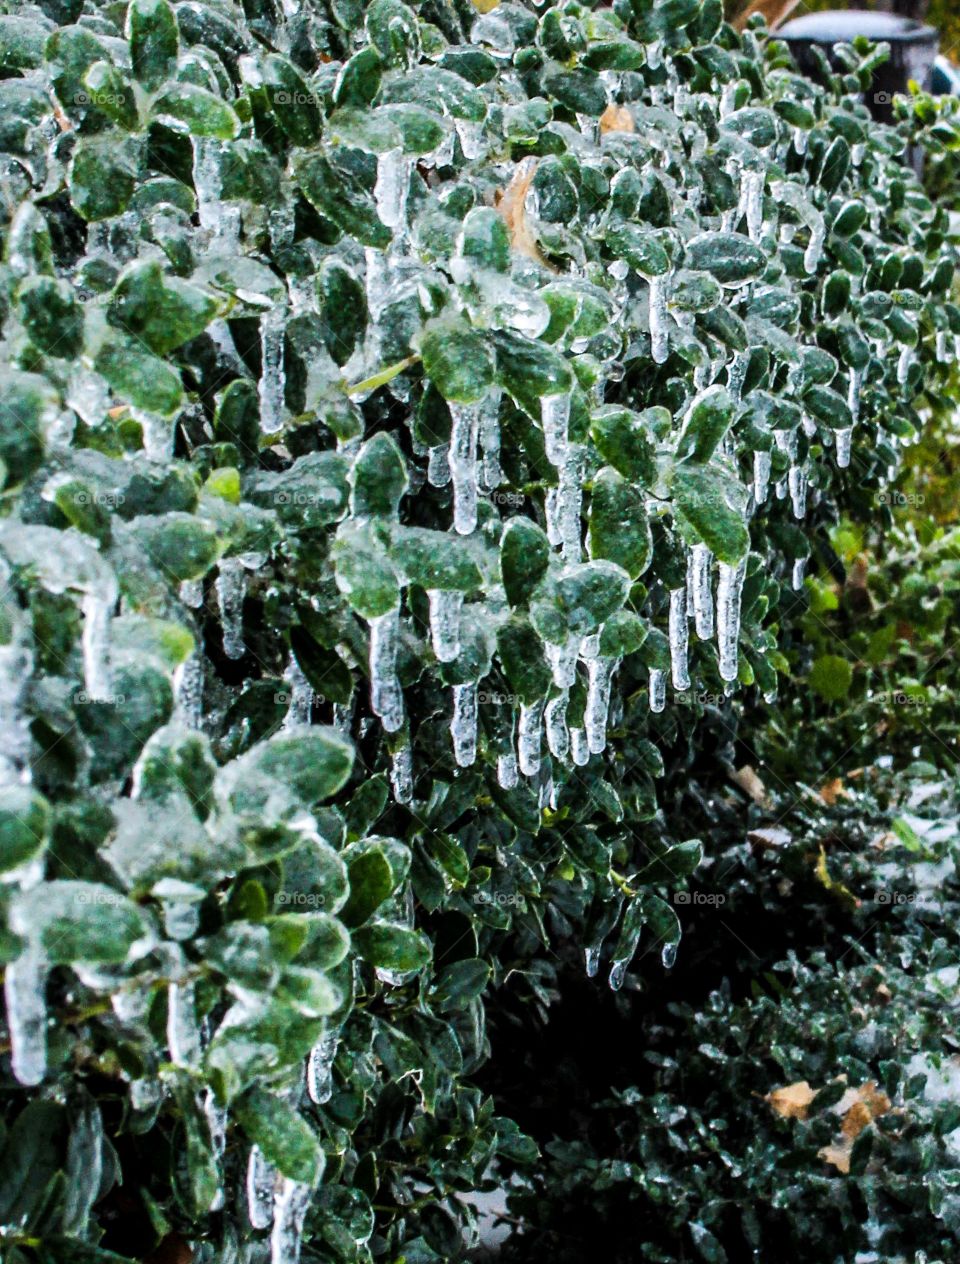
648,667 -> 666,713
792,557 -> 807,590
427,589 -> 463,663
306,1032 -> 338,1105
897,345 -> 913,386
690,544 -> 714,640
258,303 -> 287,434
282,652 -> 313,729
480,389 -> 503,489
753,449 -> 771,503
716,556 -> 748,683
517,700 -> 544,777
270,1179 -> 313,1264
369,609 -> 404,732
497,752 -> 519,788
789,466 -> 807,519
835,427 -> 853,468
740,168 -> 764,241
558,445 -> 583,562
585,658 -> 617,754
569,726 -> 590,766
247,1146 -> 276,1230
848,367 -> 864,426
451,682 -> 478,767
168,979 -> 202,1068
374,147 -> 411,231
448,403 -> 479,535
648,273 -> 670,364
427,444 -> 452,487
390,742 -> 414,805
5,947 -> 47,1086
668,587 -> 690,691
81,591 -> 113,701
541,391 -> 571,467
216,558 -> 247,660
547,637 -> 578,689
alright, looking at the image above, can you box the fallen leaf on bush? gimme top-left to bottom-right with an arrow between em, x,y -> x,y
765,1080 -> 816,1119
729,764 -> 769,805
818,1141 -> 853,1173
819,778 -> 846,805
748,826 -> 792,850
817,1082 -> 890,1172
600,104 -> 634,134
498,159 -> 551,268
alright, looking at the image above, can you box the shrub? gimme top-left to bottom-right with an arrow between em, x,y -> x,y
0,0 -> 956,1261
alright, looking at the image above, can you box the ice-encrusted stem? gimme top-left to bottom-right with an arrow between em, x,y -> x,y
369,609 -> 404,732
480,389 -> 503,489
258,303 -> 287,434
517,700 -> 544,778
690,544 -> 714,640
216,557 -> 247,660
545,693 -> 570,761
541,391 -> 570,467
271,1179 -> 313,1264
5,947 -> 47,1086
448,403 -> 479,535
451,683 -> 478,767
558,445 -> 583,562
716,556 -> 748,683
648,668 -> 666,713
648,273 -> 670,364
427,589 -> 463,663
306,1032 -> 338,1106
668,587 -> 690,691
81,591 -> 113,701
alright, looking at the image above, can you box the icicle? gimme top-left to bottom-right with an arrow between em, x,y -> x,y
390,742 -> 414,805
792,557 -> 807,590
281,653 -> 313,729
851,142 -> 866,166
81,591 -> 113,701
802,412 -> 817,438
5,948 -> 47,1086
545,693 -> 570,760
271,1180 -> 312,1264
479,389 -> 503,489
216,558 -> 247,660
793,126 -> 808,155
547,637 -> 578,689
789,466 -> 807,519
558,446 -> 583,562
545,487 -> 561,546
648,273 -> 669,364
897,345 -> 913,386
775,475 -> 788,500
585,658 -> 617,754
427,589 -> 463,663
179,579 -> 203,609
719,79 -> 736,117
541,391 -> 571,467
936,330 -> 949,362
753,450 -> 770,502
647,40 -> 664,70
585,944 -> 601,977
570,727 -> 589,766
668,588 -> 690,691
448,403 -> 479,535
648,668 -> 666,713
168,980 -> 202,1068
497,752 -> 519,788
427,444 -> 451,487
609,955 -> 632,991
306,1032 -> 338,1105
716,557 -> 748,683
690,544 -> 714,640
369,609 -> 403,732
517,701 -> 543,778
834,427 -> 853,468
740,168 -> 764,242
451,683 -> 478,767
374,147 -> 411,232
247,1146 -> 277,1231
804,220 -> 825,275
258,304 -> 287,434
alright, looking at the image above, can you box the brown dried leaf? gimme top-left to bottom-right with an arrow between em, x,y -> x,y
729,764 -> 769,806
819,777 -> 846,805
765,1080 -> 816,1120
818,1141 -> 852,1173
600,103 -> 634,134
498,158 -> 551,269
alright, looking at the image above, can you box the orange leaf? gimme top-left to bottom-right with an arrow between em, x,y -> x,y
765,1080 -> 816,1120
600,104 -> 634,134
498,159 -> 552,269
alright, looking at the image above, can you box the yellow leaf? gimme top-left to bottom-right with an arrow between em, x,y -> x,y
818,1141 -> 851,1173
819,777 -> 846,805
814,846 -> 860,911
764,1081 -> 816,1120
497,159 -> 552,270
471,0 -> 500,11
600,104 -> 634,134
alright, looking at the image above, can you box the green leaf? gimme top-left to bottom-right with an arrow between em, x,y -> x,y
676,387 -> 735,464
590,406 -> 659,484
296,152 -> 391,249
234,1089 -> 324,1185
391,527 -> 482,591
332,521 -> 401,618
431,958 -> 490,1010
350,433 -> 408,518
588,468 -> 652,579
809,653 -> 853,701
340,839 -> 410,928
68,138 -> 137,221
685,232 -> 767,285
126,0 -> 178,91
420,320 -> 495,405
220,728 -> 355,821
352,921 -> 432,971
604,223 -> 671,277
672,468 -> 750,564
109,261 -> 220,355
0,370 -> 55,487
152,83 -> 240,139
0,785 -> 50,874
493,330 -> 574,418
95,336 -> 183,417
500,518 -> 551,607
804,384 -> 853,431
13,881 -> 149,965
